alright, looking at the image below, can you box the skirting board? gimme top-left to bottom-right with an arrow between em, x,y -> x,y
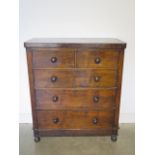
19,113 -> 135,123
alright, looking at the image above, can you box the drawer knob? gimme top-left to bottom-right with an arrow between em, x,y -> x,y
51,76 -> 57,82
93,96 -> 99,103
52,96 -> 59,102
95,57 -> 101,64
92,118 -> 98,124
52,118 -> 59,124
94,76 -> 100,82
51,57 -> 57,63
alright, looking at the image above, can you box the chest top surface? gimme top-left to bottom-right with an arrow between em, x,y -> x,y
24,38 -> 126,49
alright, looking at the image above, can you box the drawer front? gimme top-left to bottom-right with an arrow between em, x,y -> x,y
32,48 -> 75,68
34,70 -> 74,88
37,110 -> 113,129
74,69 -> 117,88
36,89 -> 116,110
77,49 -> 119,69
34,69 -> 117,88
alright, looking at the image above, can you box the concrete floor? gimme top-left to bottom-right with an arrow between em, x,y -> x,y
19,124 -> 135,155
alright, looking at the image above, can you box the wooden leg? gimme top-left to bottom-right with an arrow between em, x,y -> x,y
111,135 -> 117,142
34,136 -> 40,142
34,131 -> 40,142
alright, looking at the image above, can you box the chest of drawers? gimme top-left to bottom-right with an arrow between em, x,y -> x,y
24,38 -> 126,142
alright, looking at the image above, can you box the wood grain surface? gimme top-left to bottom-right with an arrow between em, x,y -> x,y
34,69 -> 117,88
37,110 -> 114,129
35,89 -> 116,110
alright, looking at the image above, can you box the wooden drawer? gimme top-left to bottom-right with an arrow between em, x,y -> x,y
35,89 -> 116,110
77,49 -> 119,69
34,69 -> 117,88
74,69 -> 117,88
34,69 -> 74,88
37,110 -> 113,129
32,48 -> 75,68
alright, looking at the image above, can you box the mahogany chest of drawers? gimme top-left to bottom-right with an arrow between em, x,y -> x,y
24,38 -> 126,142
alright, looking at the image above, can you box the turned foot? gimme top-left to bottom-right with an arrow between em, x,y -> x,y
34,136 -> 40,142
111,135 -> 117,142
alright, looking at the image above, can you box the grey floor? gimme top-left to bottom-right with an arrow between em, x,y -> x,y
19,124 -> 135,155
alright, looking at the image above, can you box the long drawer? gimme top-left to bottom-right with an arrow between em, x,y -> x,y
37,110 -> 114,129
33,69 -> 117,88
35,89 -> 116,110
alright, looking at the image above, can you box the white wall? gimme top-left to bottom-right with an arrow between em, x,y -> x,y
19,0 -> 135,123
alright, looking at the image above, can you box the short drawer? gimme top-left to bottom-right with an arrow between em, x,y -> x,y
76,49 -> 119,69
32,48 -> 75,68
33,69 -> 117,88
74,69 -> 117,88
34,69 -> 74,88
35,89 -> 116,110
37,110 -> 113,129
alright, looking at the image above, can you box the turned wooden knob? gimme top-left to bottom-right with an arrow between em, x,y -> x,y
94,76 -> 100,82
92,118 -> 98,124
52,96 -> 59,102
51,57 -> 57,63
52,118 -> 59,124
95,57 -> 101,64
51,76 -> 57,82
93,96 -> 99,103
